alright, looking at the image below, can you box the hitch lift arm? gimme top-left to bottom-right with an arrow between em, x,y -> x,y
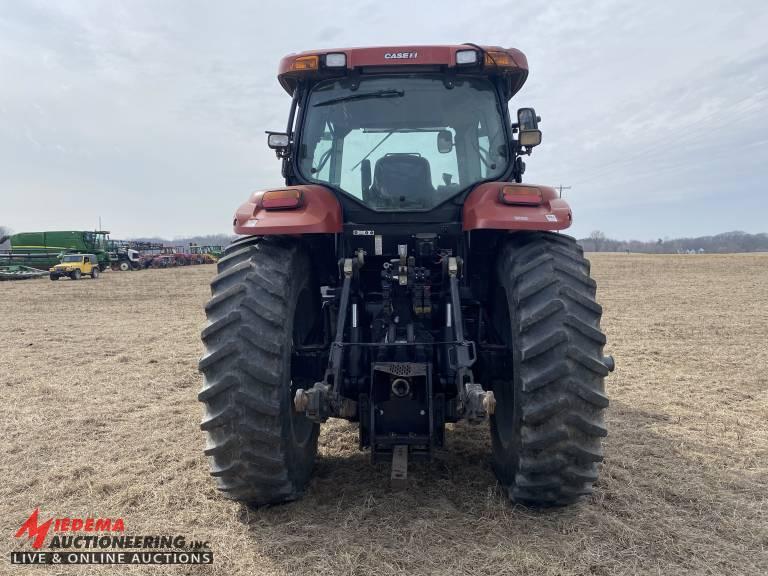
295,257 -> 356,422
446,257 -> 495,421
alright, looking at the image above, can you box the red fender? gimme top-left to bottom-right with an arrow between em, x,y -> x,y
233,185 -> 342,236
463,182 -> 572,232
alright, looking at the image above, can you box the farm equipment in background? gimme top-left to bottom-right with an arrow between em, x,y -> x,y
0,265 -> 49,281
175,248 -> 196,266
0,230 -> 111,270
148,250 -> 177,268
107,240 -> 146,271
198,44 -> 614,508
0,233 -> 215,272
144,246 -> 186,268
173,247 -> 193,266
189,244 -> 222,263
126,242 -> 164,269
203,245 -> 223,261
141,245 -> 220,267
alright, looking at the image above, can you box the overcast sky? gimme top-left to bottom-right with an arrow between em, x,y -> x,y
1,0 -> 766,240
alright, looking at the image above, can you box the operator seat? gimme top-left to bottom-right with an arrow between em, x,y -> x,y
370,153 -> 435,208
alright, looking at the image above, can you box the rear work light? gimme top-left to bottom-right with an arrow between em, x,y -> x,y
261,189 -> 303,210
455,49 -> 478,65
499,185 -> 543,206
289,55 -> 319,72
324,53 -> 347,68
484,50 -> 517,68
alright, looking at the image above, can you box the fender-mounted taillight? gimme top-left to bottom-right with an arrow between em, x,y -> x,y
261,189 -> 303,210
499,185 -> 543,206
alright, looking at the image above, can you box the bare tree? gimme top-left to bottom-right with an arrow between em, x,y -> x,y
589,230 -> 606,252
0,225 -> 11,248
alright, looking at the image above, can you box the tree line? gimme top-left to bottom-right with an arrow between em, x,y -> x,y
580,230 -> 768,253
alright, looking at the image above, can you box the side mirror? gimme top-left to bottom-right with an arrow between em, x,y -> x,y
517,108 -> 542,148
437,130 -> 453,153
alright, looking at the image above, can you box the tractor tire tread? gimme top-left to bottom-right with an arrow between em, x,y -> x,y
492,232 -> 609,506
198,236 -> 319,505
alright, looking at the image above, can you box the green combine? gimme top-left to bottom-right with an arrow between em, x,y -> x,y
0,230 -> 111,270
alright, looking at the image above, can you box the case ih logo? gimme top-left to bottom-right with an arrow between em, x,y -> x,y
384,52 -> 417,59
14,508 -> 124,549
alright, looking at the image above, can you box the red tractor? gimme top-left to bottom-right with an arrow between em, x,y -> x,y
198,45 -> 613,506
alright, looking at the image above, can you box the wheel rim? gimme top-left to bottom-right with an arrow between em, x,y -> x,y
289,377 -> 314,448
491,285 -> 516,451
288,285 -> 317,448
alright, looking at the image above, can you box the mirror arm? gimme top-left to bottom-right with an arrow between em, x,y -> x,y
279,91 -> 299,164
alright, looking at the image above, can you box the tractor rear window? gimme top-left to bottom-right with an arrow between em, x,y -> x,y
298,76 -> 509,210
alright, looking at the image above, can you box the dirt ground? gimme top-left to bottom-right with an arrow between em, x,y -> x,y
1,253 -> 766,575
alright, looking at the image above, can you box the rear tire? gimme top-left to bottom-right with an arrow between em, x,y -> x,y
71,270 -> 81,280
198,236 -> 320,505
119,261 -> 130,272
49,274 -> 59,281
91,268 -> 99,279
491,232 -> 609,506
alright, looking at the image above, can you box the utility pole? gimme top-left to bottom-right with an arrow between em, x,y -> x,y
556,185 -> 571,198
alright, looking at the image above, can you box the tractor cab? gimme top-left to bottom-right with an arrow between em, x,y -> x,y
263,46 -> 542,222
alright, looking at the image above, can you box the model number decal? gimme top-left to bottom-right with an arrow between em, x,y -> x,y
353,230 -> 375,236
384,52 -> 418,60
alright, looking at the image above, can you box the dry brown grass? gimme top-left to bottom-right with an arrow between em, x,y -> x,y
1,254 -> 767,575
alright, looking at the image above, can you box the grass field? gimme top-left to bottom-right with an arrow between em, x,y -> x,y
1,253 -> 766,575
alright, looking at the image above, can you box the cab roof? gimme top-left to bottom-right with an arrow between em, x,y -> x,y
277,44 -> 528,100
